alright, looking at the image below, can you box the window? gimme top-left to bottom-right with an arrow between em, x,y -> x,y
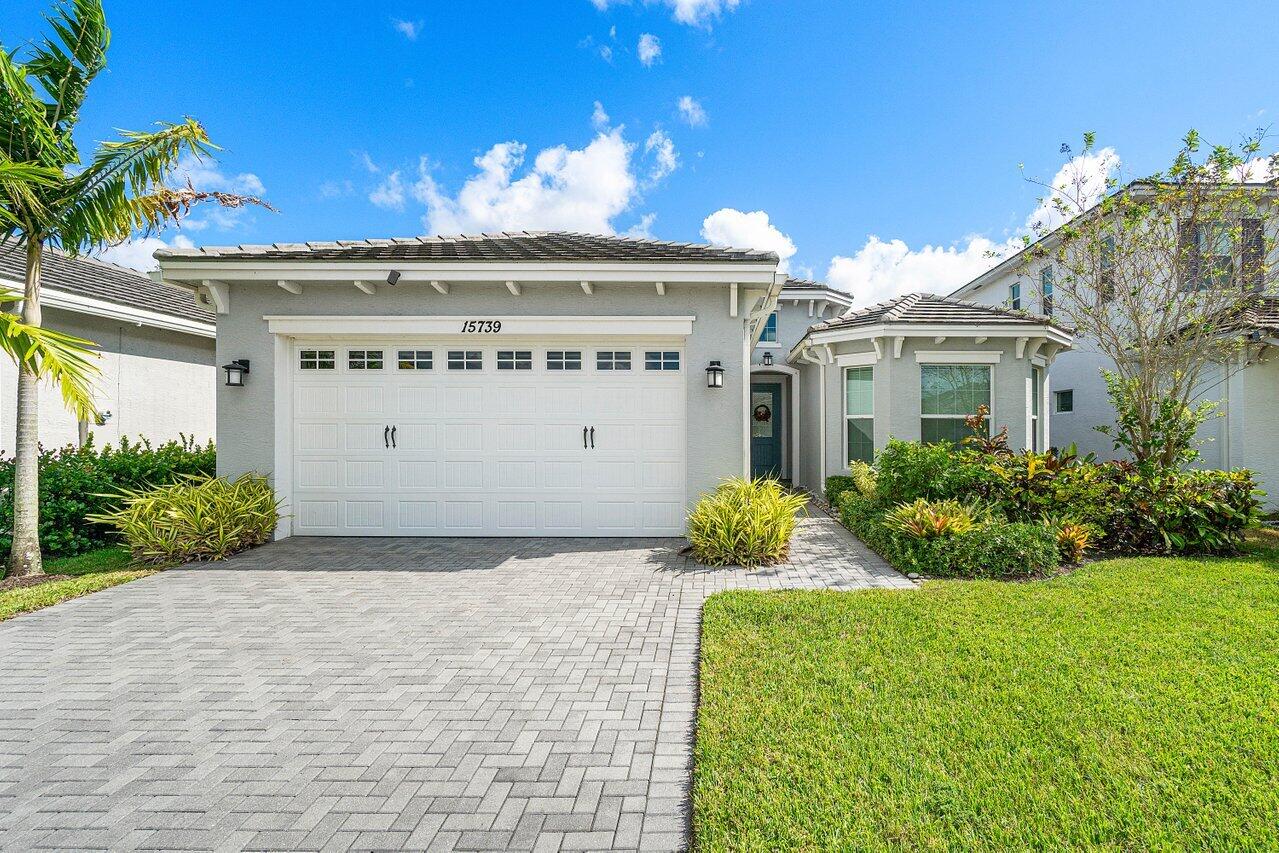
1040,266 -> 1054,315
920,365 -> 990,444
347,349 -> 384,370
1055,389 -> 1074,413
1008,282 -> 1022,311
546,350 -> 582,370
299,349 -> 335,370
645,351 -> 680,371
497,350 -> 532,370
845,367 -> 874,464
1031,367 -> 1043,452
596,351 -> 631,370
1099,236 -> 1116,301
760,312 -> 778,344
447,350 -> 482,371
397,350 -> 432,370
1194,222 -> 1233,290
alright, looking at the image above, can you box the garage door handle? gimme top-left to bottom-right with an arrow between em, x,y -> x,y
590,427 -> 595,449
390,426 -> 397,449
384,425 -> 390,449
583,426 -> 588,449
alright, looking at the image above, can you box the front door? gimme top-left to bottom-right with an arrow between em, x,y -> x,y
750,382 -> 783,480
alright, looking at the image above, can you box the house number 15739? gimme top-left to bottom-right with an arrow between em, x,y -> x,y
460,320 -> 502,333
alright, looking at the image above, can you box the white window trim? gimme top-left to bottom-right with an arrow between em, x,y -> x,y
835,352 -> 877,367
843,365 -> 874,466
915,351 -> 1002,364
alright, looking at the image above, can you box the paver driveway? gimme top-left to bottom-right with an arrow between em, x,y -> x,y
0,511 -> 909,852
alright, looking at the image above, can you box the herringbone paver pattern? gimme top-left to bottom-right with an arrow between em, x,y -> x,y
0,509 -> 909,852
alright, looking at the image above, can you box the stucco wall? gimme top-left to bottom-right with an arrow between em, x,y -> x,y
1241,352 -> 1279,507
0,306 -> 215,453
750,298 -> 839,367
215,280 -> 754,511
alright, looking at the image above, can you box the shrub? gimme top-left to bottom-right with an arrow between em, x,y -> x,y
875,439 -> 990,503
930,523 -> 1062,580
1045,518 -> 1097,564
687,478 -> 809,567
89,474 -> 280,565
825,462 -> 876,507
0,435 -> 216,558
883,498 -> 979,539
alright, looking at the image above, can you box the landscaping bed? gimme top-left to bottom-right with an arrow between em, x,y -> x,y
694,540 -> 1279,849
0,547 -> 153,621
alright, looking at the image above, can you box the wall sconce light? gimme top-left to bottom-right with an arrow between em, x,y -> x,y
386,270 -> 401,286
222,359 -> 250,387
762,351 -> 774,367
706,360 -> 725,389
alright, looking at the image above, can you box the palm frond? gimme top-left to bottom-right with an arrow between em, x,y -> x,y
0,48 -> 66,166
25,0 -> 109,135
0,156 -> 60,232
0,288 -> 99,420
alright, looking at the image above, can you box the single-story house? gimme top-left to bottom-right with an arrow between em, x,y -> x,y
0,244 -> 216,452
155,231 -> 1072,539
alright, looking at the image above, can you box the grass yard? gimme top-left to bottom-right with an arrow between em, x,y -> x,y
695,540 -> 1279,850
0,547 -> 154,622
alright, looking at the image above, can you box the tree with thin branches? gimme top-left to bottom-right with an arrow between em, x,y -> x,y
1,0 -> 268,577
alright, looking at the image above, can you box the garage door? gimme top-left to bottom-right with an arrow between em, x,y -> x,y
289,341 -> 687,536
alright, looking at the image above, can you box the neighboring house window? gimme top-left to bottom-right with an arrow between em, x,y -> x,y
397,350 -> 432,370
1099,236 -> 1116,301
1031,367 -> 1043,452
920,365 -> 990,444
448,350 -> 482,370
1055,389 -> 1074,413
845,367 -> 874,464
497,350 -> 532,370
645,351 -> 680,371
596,351 -> 631,370
1195,222 -> 1233,290
348,349 -> 384,370
546,350 -> 582,370
1008,283 -> 1022,311
1040,266 -> 1054,315
760,312 -> 778,343
300,349 -> 335,370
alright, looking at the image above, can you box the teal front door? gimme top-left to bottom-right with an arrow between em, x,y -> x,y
750,382 -> 783,480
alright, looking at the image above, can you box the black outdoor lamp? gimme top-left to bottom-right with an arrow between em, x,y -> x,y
386,270 -> 401,286
706,360 -> 725,389
222,359 -> 250,387
762,350 -> 774,366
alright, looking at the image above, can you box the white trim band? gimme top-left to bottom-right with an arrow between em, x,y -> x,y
263,314 -> 697,337
915,350 -> 1003,364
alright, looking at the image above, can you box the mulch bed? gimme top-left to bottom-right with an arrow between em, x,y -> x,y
0,573 -> 73,593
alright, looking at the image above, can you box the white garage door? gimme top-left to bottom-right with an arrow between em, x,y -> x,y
289,341 -> 687,536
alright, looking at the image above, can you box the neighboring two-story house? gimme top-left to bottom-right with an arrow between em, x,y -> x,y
950,185 -> 1279,506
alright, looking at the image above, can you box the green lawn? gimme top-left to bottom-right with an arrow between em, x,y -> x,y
695,542 -> 1279,850
0,547 -> 154,622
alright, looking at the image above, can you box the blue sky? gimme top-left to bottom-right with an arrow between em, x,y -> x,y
3,0 -> 1277,302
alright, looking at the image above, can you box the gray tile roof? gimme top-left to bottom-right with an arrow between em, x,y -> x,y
811,292 -> 1065,332
781,277 -> 853,299
155,231 -> 779,264
0,243 -> 213,325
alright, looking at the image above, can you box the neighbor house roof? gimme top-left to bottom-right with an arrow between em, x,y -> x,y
154,231 -> 780,264
0,243 -> 213,328
780,277 -> 854,302
811,292 -> 1061,331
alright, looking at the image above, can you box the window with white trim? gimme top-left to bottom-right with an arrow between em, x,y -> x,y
447,350 -> 482,370
844,366 -> 874,464
920,364 -> 990,444
497,350 -> 533,370
596,351 -> 631,371
1031,367 -> 1043,451
546,350 -> 582,370
347,349 -> 384,370
397,350 -> 432,370
1040,266 -> 1054,315
1009,282 -> 1022,311
645,351 -> 680,371
1055,389 -> 1074,413
300,349 -> 335,370
760,312 -> 778,343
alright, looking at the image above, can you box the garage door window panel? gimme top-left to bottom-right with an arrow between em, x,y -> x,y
547,350 -> 582,370
300,349 -> 335,370
498,350 -> 533,370
348,350 -> 384,370
645,351 -> 680,371
448,350 -> 483,370
397,350 -> 432,370
596,351 -> 632,371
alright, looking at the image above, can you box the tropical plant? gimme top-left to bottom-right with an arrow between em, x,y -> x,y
687,478 -> 809,567
1043,517 -> 1096,564
88,473 -> 280,565
1,0 -> 268,576
882,498 -> 981,539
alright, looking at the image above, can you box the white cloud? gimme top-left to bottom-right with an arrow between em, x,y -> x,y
392,18 -> 422,40
591,101 -> 610,130
1237,154 -> 1278,182
701,208 -> 796,271
412,128 -> 646,235
168,154 -> 264,197
353,150 -> 380,174
589,0 -> 741,26
644,129 -> 678,181
638,33 -> 661,65
677,95 -> 707,127
96,234 -> 195,273
825,148 -> 1122,305
625,212 -> 658,238
369,171 -> 406,211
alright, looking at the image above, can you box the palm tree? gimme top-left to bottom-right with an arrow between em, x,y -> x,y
1,0 -> 267,577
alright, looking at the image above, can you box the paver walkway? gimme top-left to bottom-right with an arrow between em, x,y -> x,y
0,509 -> 910,852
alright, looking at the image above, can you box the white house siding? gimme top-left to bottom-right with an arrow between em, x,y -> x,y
212,280 -> 759,518
0,306 -> 215,454
1241,354 -> 1279,507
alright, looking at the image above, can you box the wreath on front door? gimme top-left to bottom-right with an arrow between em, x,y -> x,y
753,404 -> 772,422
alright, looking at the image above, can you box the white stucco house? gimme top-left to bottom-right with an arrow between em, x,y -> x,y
155,231 -> 1073,539
0,245 -> 216,452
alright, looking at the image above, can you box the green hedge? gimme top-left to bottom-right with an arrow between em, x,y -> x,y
0,436 -> 216,558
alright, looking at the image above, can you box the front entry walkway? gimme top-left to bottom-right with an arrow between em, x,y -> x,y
0,510 -> 909,852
